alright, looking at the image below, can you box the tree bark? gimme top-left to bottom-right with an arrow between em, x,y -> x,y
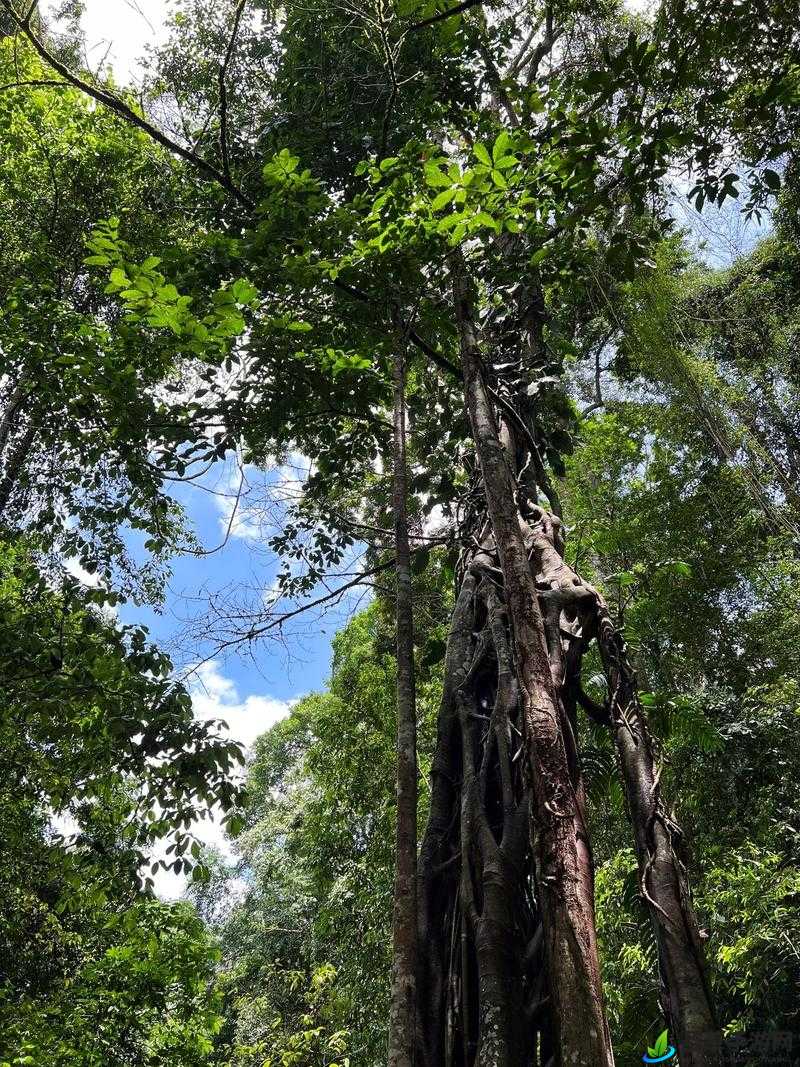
388,335 -> 419,1067
452,259 -> 614,1067
0,422 -> 35,521
595,609 -> 721,1067
519,482 -> 722,1066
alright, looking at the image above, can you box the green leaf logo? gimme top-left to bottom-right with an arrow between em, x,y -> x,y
647,1030 -> 670,1058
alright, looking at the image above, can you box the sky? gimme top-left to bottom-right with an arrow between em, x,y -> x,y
52,0 -> 170,81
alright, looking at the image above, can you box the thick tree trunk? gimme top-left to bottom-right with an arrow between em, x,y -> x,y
453,261 -> 614,1067
416,564 -> 542,1067
388,337 -> 419,1067
415,261 -> 720,1066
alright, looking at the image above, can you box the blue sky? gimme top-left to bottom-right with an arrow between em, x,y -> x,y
114,454 -> 353,896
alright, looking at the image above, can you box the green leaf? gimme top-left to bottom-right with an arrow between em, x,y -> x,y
424,164 -> 451,188
493,131 -> 513,162
473,143 -> 491,166
431,187 -> 457,210
473,210 -> 498,230
230,278 -> 258,305
615,570 -> 637,587
654,1030 -> 670,1057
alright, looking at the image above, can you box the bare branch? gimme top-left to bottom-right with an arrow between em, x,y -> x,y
218,0 -> 248,186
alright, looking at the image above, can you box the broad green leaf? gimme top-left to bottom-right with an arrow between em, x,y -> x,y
473,143 -> 491,166
431,187 -> 457,210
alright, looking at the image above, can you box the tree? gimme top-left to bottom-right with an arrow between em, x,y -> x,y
0,542 -> 236,1064
1,0 -> 798,1063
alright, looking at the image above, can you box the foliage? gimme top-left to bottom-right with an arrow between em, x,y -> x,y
195,592 -> 446,1063
1,0 -> 799,1062
1,895 -> 223,1067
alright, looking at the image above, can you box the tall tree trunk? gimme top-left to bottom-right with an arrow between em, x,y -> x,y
415,260 -> 720,1066
388,335 -> 418,1067
453,260 -> 614,1067
519,477 -> 722,1065
595,609 -> 721,1067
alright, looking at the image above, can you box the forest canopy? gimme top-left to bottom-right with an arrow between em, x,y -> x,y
0,0 -> 798,1065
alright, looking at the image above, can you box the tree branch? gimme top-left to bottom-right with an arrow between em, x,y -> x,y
218,0 -> 248,187
0,0 -> 254,209
407,0 -> 483,32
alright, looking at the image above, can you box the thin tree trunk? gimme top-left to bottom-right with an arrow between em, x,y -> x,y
595,609 -> 722,1067
0,374 -> 28,460
453,259 -> 614,1067
388,334 -> 418,1067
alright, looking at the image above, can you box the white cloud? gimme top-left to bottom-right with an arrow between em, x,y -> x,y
213,461 -> 264,541
150,661 -> 296,899
211,451 -> 311,542
188,660 -> 294,750
46,0 -> 171,83
64,556 -> 103,588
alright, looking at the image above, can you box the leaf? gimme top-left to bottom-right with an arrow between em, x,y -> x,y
473,210 -> 498,230
431,187 -> 457,210
528,91 -> 545,113
424,164 -> 452,188
763,167 -> 781,191
226,814 -> 245,836
665,559 -> 692,578
493,130 -> 513,162
108,267 -> 128,288
473,143 -> 491,166
231,278 -> 258,305
490,169 -> 508,189
654,1029 -> 670,1057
